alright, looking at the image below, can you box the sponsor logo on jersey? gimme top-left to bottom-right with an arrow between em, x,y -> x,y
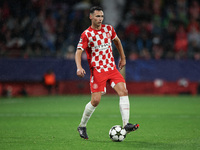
94,43 -> 111,50
106,33 -> 111,38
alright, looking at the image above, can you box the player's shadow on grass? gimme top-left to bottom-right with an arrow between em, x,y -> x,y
87,139 -> 172,149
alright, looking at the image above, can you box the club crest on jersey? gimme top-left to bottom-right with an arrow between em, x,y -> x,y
106,33 -> 111,38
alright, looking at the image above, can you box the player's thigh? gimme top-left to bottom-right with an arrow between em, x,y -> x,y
91,92 -> 102,107
113,82 -> 128,96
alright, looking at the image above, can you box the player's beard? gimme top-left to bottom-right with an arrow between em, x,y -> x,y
93,22 -> 101,29
96,22 -> 102,28
92,19 -> 102,29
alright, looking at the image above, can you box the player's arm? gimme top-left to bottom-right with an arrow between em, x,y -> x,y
75,48 -> 86,78
113,36 -> 126,70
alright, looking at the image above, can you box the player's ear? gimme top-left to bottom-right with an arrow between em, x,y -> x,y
89,13 -> 93,20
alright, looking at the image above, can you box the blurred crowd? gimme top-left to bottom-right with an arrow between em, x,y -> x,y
117,0 -> 200,60
0,0 -> 200,60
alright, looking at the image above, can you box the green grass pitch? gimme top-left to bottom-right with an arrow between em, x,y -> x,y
0,95 -> 199,150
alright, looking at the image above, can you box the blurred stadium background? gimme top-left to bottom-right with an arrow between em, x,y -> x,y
0,0 -> 200,97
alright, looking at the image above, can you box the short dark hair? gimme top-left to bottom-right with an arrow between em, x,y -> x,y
90,6 -> 103,14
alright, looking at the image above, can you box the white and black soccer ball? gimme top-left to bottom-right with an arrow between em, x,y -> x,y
109,125 -> 126,142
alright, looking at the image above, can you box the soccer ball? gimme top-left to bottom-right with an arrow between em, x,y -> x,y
109,125 -> 126,142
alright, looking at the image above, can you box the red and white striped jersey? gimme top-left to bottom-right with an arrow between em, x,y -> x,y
77,24 -> 117,73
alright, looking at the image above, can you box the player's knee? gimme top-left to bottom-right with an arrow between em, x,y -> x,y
91,97 -> 101,107
118,88 -> 128,97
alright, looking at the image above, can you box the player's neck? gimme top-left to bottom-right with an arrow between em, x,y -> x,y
91,24 -> 102,30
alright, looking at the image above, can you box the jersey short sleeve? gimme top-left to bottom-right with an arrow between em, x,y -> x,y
77,32 -> 88,51
110,25 -> 117,40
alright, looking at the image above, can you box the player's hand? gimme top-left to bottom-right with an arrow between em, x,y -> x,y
118,57 -> 126,70
77,68 -> 86,78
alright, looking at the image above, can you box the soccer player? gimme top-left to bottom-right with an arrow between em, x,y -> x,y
75,6 -> 139,139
